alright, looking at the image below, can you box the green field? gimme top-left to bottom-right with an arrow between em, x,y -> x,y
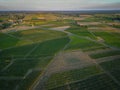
45,65 -> 103,89
66,35 -> 102,51
10,29 -> 67,43
0,29 -> 67,49
0,33 -> 19,49
93,32 -> 120,48
0,28 -> 70,89
66,26 -> 97,39
52,74 -> 120,90
28,37 -> 70,58
0,13 -> 120,90
18,70 -> 41,90
100,59 -> 120,82
0,37 -> 69,73
0,37 -> 69,58
90,50 -> 120,59
0,57 -> 51,77
0,79 -> 21,90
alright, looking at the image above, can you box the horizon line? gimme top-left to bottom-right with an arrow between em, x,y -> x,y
0,9 -> 120,12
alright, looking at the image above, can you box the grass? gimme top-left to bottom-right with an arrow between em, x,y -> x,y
0,37 -> 69,58
0,43 -> 37,58
44,19 -> 72,28
93,32 -> 120,48
100,59 -> 120,71
110,70 -> 120,82
1,13 -> 120,90
0,33 -> 19,49
100,59 -> 120,82
0,57 -> 52,77
66,35 -> 102,51
0,28 -> 67,49
0,57 -> 12,71
82,46 -> 107,52
0,37 -> 69,76
45,65 -> 103,89
18,70 -> 41,90
10,28 -> 67,43
112,25 -> 120,29
0,79 -> 21,90
0,71 -> 41,90
28,37 -> 70,58
90,50 -> 120,59
52,73 -> 120,90
66,26 -> 96,39
0,36 -> 70,89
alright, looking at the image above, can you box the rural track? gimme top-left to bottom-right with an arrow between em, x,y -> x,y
32,27 -> 120,90
90,56 -> 120,87
47,26 -> 119,50
0,26 -> 41,33
1,26 -> 120,90
1,60 -> 15,72
50,72 -> 105,90
2,32 -> 34,43
96,55 -> 120,63
30,27 -> 100,90
30,36 -> 72,90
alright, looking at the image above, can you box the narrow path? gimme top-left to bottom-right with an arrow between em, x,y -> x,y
97,55 -> 120,63
52,72 -> 104,90
31,27 -> 120,90
24,43 -> 39,58
30,38 -> 72,90
14,37 -> 43,90
1,60 -> 14,72
85,48 -> 111,55
90,56 -> 120,87
0,26 -> 41,33
2,32 -> 33,43
2,26 -> 119,90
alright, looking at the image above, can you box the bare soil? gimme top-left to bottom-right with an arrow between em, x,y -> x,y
50,26 -> 70,31
48,50 -> 95,74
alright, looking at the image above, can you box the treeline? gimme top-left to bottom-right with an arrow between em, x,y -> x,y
0,23 -> 12,30
0,14 -> 25,30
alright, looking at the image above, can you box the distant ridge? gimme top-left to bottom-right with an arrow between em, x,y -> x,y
0,10 -> 120,14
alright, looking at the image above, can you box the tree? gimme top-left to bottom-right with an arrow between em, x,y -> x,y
2,22 -> 12,29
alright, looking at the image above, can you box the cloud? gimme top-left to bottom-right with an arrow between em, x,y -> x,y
89,3 -> 120,10
0,0 -> 120,10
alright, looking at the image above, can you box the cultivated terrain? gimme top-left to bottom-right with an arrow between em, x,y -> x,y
0,12 -> 120,90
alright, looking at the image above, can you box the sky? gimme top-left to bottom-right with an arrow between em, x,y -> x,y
0,0 -> 120,11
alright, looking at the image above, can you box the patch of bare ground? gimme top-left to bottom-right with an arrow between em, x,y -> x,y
50,26 -> 70,31
96,36 -> 104,42
88,26 -> 120,32
48,50 -> 95,74
86,48 -> 120,63
0,26 -> 40,33
77,22 -> 101,26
